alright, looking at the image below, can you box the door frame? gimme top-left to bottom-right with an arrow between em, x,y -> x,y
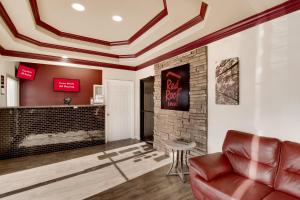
104,79 -> 134,143
140,76 -> 154,141
6,75 -> 19,107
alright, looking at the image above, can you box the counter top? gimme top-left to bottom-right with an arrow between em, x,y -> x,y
0,104 -> 105,109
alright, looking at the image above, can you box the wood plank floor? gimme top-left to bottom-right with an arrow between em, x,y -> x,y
0,139 -> 140,176
86,165 -> 194,200
0,139 -> 194,200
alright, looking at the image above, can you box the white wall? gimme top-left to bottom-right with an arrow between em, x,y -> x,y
207,11 -> 300,153
0,60 -> 19,107
102,68 -> 136,82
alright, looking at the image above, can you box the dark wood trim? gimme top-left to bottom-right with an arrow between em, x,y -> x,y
0,48 -> 135,71
29,0 -> 168,46
136,0 -> 300,70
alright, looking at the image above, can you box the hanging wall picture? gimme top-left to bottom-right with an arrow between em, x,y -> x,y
216,57 -> 239,105
161,64 -> 190,111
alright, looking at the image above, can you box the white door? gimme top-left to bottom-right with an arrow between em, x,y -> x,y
105,80 -> 134,142
6,77 -> 19,107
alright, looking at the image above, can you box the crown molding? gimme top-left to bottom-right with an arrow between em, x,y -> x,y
1,1 -> 299,72
136,0 -> 300,70
29,0 -> 168,46
0,2 -> 207,59
0,47 -> 135,71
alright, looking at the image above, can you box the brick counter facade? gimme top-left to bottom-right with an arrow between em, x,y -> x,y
153,46 -> 208,155
0,105 -> 105,159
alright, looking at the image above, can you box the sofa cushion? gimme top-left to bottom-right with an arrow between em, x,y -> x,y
263,191 -> 299,200
191,173 -> 272,200
274,141 -> 300,198
190,153 -> 232,181
222,130 -> 281,187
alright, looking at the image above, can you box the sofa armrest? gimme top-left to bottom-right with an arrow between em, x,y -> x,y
189,153 -> 232,181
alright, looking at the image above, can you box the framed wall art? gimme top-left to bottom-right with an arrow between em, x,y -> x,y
161,64 -> 190,111
216,57 -> 239,105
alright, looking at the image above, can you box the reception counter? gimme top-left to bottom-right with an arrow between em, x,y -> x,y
0,105 -> 105,159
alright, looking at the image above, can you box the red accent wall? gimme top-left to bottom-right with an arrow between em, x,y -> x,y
19,63 -> 102,106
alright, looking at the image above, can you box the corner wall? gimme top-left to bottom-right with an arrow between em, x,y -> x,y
207,11 -> 300,153
153,47 -> 208,155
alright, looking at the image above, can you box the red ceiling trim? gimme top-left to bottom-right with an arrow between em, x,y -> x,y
0,47 -> 135,71
1,1 -> 298,72
0,1 -> 206,59
127,2 -> 207,58
29,0 -> 168,46
136,0 -> 300,70
0,3 -> 119,59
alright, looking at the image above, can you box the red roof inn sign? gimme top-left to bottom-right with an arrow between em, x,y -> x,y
161,64 -> 190,111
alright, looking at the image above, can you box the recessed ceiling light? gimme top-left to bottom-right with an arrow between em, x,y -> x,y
112,15 -> 123,22
72,3 -> 85,12
62,55 -> 68,59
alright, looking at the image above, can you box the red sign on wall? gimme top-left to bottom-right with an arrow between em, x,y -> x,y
161,64 -> 190,111
17,65 -> 36,80
53,78 -> 80,92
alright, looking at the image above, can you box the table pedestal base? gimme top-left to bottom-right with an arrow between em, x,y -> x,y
167,150 -> 190,182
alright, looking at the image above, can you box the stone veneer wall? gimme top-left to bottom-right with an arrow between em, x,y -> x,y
153,46 -> 208,155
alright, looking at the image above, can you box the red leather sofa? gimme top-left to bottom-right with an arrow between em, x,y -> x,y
189,130 -> 300,200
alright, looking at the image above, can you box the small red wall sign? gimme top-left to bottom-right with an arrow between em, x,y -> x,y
17,65 -> 36,80
53,78 -> 80,92
161,64 -> 190,111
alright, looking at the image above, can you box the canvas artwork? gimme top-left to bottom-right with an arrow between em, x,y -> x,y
161,64 -> 190,111
215,57 -> 239,105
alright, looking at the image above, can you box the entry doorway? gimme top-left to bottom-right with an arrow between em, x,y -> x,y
140,77 -> 154,144
105,80 -> 134,142
6,76 -> 19,107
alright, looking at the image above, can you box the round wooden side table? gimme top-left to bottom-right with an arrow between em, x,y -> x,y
165,140 -> 196,182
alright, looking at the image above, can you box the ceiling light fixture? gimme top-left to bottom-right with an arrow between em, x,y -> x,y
112,15 -> 123,22
72,3 -> 85,12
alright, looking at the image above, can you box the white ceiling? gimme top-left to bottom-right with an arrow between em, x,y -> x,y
0,0 -> 287,68
37,0 -> 164,41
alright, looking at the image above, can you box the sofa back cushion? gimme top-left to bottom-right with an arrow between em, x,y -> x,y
222,130 -> 281,187
275,141 -> 300,198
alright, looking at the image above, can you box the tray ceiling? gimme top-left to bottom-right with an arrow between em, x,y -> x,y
0,0 -> 291,69
37,0 -> 165,42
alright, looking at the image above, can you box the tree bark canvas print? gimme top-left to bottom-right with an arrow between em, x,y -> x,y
215,57 -> 239,105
